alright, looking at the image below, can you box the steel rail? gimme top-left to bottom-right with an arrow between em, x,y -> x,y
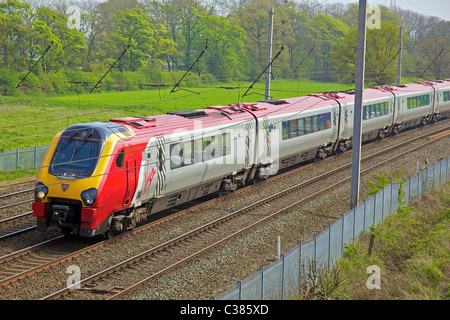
41,126 -> 449,300
1,123 -> 448,293
0,211 -> 35,240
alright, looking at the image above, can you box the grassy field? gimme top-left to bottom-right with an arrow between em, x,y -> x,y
310,183 -> 450,300
0,79 -> 354,151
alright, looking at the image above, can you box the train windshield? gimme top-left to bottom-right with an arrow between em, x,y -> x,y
49,133 -> 101,178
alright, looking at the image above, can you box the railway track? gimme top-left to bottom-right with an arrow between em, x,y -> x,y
0,212 -> 36,240
0,122 -> 447,299
38,125 -> 449,300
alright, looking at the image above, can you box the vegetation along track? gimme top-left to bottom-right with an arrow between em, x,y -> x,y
39,124 -> 449,300
0,121 -> 447,299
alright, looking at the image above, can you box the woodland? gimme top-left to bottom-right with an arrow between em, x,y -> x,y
0,0 -> 448,95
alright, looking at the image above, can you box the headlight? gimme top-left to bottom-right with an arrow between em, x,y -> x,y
35,182 -> 49,201
81,188 -> 97,206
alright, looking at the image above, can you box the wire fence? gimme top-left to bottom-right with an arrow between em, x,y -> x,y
0,145 -> 49,172
212,157 -> 450,300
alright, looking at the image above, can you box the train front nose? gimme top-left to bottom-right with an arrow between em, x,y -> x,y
50,203 -> 81,227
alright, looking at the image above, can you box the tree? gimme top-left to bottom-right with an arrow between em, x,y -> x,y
193,9 -> 247,81
332,6 -> 405,85
36,6 -> 85,71
108,8 -> 176,72
228,0 -> 280,79
309,14 -> 348,81
413,21 -> 450,79
0,0 -> 35,71
275,6 -> 312,79
141,0 -> 207,71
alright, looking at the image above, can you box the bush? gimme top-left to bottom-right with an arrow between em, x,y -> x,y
331,183 -> 450,300
17,70 -> 42,94
0,68 -> 20,96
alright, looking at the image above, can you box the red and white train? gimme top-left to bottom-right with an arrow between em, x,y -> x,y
33,80 -> 450,237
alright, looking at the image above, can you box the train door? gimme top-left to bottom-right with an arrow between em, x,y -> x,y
135,142 -> 159,204
124,144 -> 136,205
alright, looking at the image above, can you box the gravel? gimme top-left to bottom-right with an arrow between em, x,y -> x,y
0,122 -> 448,300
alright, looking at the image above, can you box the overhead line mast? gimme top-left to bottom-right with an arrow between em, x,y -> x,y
350,0 -> 368,209
265,7 -> 275,101
170,39 -> 208,95
91,38 -> 131,93
16,41 -> 54,89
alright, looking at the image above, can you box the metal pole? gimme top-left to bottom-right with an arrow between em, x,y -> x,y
265,7 -> 274,101
350,0 -> 368,209
277,235 -> 281,259
397,26 -> 403,84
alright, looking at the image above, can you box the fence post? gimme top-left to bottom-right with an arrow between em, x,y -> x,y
445,158 -> 448,182
408,175 -> 411,204
280,254 -> 285,300
237,281 -> 242,300
352,207 -> 356,241
390,182 -> 393,214
363,197 -> 366,232
259,267 -> 264,300
417,173 -> 420,198
313,235 -> 317,261
373,194 -> 376,225
34,146 -> 38,169
327,225 -> 331,268
340,214 -> 345,258
297,241 -> 302,294
16,148 -> 19,169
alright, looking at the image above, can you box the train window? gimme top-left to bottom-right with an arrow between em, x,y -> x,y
282,122 -> 289,140
305,117 -> 312,134
170,141 -> 195,169
376,104 -> 382,117
312,116 -> 318,132
297,118 -> 305,136
444,91 -> 450,101
170,143 -> 183,169
202,136 -> 222,161
116,149 -> 125,168
319,114 -> 326,130
325,113 -> 331,129
289,119 -> 298,138
383,102 -> 389,115
222,133 -> 231,156
407,94 -> 430,109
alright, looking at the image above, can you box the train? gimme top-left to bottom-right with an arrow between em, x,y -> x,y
32,79 -> 450,238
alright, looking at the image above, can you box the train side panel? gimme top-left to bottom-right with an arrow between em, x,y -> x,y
276,105 -> 338,166
435,84 -> 450,119
396,88 -> 434,129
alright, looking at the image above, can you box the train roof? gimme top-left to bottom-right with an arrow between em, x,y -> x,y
109,79 -> 450,141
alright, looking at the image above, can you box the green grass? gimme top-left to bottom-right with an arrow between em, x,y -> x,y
329,183 -> 450,300
0,169 -> 38,184
0,79 -> 353,151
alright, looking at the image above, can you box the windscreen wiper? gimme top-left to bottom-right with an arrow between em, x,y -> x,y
71,129 -> 95,161
53,130 -> 80,165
